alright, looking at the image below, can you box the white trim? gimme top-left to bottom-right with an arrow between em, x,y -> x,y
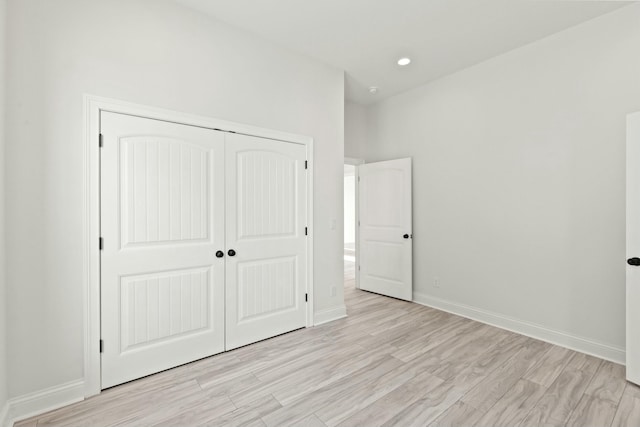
82,96 -> 101,398
84,94 -> 315,397
5,380 -> 85,427
306,144 -> 315,328
413,292 -> 625,365
354,166 -> 360,289
1,401 -> 9,427
313,305 -> 347,326
627,111 -> 640,383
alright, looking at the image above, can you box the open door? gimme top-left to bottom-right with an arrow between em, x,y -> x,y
627,111 -> 640,385
359,158 -> 412,301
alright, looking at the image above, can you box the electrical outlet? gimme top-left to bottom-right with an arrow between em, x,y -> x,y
434,277 -> 440,288
330,286 -> 337,297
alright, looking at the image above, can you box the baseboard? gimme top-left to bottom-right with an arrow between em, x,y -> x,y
5,380 -> 85,427
314,305 -> 347,326
0,401 -> 9,427
413,292 -> 625,365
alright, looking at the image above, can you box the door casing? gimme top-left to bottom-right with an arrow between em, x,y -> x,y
83,95 -> 314,397
627,111 -> 640,384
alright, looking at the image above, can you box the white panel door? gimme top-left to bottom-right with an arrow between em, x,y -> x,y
627,111 -> 640,385
101,112 -> 225,388
225,133 -> 308,350
359,158 -> 412,301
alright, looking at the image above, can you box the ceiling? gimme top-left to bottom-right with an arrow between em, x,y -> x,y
176,0 -> 631,105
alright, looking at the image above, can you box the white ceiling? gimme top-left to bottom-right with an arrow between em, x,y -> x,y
176,0 -> 631,105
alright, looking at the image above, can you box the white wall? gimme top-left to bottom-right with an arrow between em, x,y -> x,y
344,171 -> 356,245
344,101 -> 364,247
0,0 -> 7,419
345,101 -> 367,159
6,0 -> 344,398
366,5 -> 640,356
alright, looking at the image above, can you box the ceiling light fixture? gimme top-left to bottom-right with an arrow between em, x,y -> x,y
397,57 -> 411,66
369,86 -> 379,94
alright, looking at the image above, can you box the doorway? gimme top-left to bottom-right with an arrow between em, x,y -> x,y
343,158 -> 363,294
343,157 -> 413,302
344,164 -> 357,291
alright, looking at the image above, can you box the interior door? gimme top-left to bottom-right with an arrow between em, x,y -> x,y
627,111 -> 640,384
100,112 -> 225,388
359,158 -> 412,301
225,133 -> 308,350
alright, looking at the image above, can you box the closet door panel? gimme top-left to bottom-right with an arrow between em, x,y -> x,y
225,133 -> 307,350
101,112 -> 225,389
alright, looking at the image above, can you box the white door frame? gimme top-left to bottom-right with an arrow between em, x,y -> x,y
627,111 -> 640,383
345,157 -> 364,288
83,95 -> 314,397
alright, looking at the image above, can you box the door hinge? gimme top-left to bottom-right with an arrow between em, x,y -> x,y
305,293 -> 308,302
99,237 -> 104,250
305,227 -> 308,236
98,133 -> 103,147
358,265 -> 361,271
100,339 -> 104,353
305,160 -> 308,169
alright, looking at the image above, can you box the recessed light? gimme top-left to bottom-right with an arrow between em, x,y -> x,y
369,86 -> 379,94
397,57 -> 411,66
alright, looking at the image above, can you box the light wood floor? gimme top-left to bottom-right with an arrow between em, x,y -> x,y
15,254 -> 640,427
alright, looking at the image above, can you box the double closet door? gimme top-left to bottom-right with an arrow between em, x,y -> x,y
100,112 -> 308,389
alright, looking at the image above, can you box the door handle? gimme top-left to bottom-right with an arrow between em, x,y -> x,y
403,234 -> 411,239
228,249 -> 236,257
215,250 -> 224,258
628,257 -> 640,266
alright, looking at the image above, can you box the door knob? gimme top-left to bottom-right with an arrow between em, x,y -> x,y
628,257 -> 640,266
215,250 -> 224,258
403,234 -> 410,239
228,249 -> 236,257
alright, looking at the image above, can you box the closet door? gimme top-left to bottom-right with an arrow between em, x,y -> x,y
100,112 -> 225,388
225,133 -> 308,350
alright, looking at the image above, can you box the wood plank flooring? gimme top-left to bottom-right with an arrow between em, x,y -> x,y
14,254 -> 640,427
